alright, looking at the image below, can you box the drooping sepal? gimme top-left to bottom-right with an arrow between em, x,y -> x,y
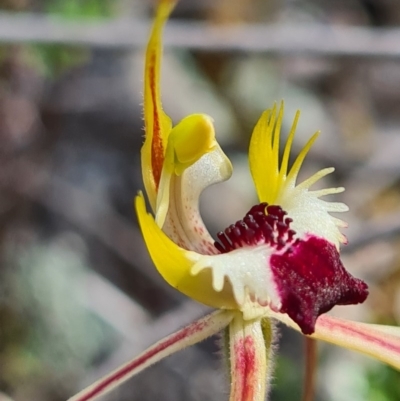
135,192 -> 238,310
271,312 -> 400,371
67,310 -> 233,401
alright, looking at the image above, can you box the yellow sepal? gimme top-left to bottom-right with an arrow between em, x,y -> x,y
142,0 -> 177,210
135,192 -> 238,309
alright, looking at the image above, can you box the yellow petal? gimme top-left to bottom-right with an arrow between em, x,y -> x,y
285,131 -> 319,186
248,103 -> 286,204
135,192 -> 238,309
142,0 -> 176,210
248,107 -> 274,203
248,103 -> 347,248
249,102 -> 309,204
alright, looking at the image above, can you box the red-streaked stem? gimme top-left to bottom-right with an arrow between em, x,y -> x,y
272,311 -> 400,370
229,314 -> 272,401
68,310 -> 233,401
301,337 -> 317,401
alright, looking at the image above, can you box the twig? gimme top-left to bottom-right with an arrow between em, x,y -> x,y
0,13 -> 400,58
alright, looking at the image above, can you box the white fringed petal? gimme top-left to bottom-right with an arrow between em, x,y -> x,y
278,168 -> 348,249
191,245 -> 281,313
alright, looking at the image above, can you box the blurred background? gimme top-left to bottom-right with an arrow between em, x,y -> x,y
0,0 -> 400,400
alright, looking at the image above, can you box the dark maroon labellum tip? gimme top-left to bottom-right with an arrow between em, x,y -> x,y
271,236 -> 369,335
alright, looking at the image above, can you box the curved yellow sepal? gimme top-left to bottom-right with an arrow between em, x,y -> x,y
142,0 -> 177,210
135,192 -> 238,309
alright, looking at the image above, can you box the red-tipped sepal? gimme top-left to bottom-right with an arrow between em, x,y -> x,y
272,312 -> 400,371
68,310 -> 233,401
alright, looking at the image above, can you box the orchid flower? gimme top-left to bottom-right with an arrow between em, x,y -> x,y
68,1 -> 400,401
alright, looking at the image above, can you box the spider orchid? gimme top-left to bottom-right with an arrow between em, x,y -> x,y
68,1 -> 400,401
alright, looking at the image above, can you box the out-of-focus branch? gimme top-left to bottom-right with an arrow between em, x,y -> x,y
0,12 -> 400,58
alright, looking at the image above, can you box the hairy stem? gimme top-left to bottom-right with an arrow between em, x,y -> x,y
229,314 -> 274,401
